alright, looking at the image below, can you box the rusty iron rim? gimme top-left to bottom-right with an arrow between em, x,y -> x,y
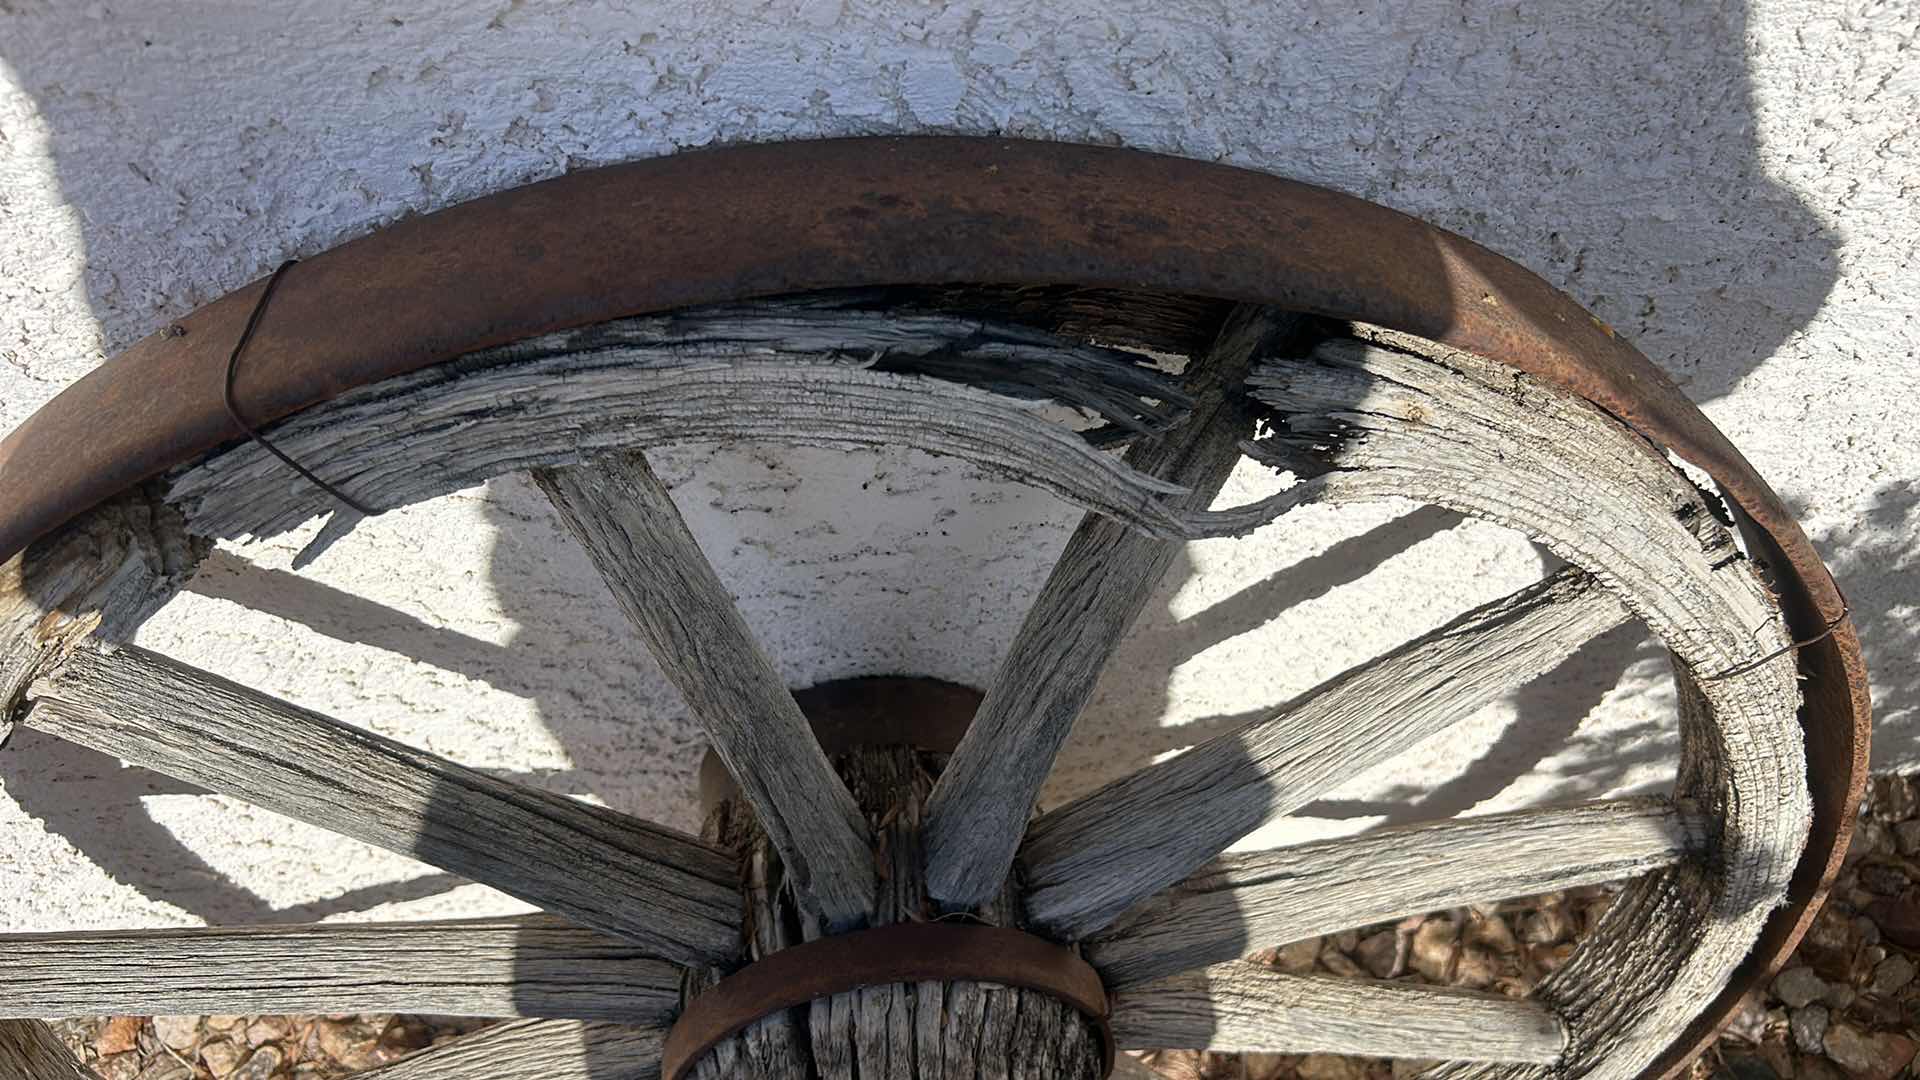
0,136 -> 1867,1076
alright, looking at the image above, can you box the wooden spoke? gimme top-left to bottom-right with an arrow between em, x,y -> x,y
19,643 -> 740,966
1088,797 -> 1704,988
1110,962 -> 1567,1062
0,916 -> 680,1023
0,1021 -> 96,1080
923,306 -> 1301,909
357,1020 -> 662,1080
535,451 -> 873,930
1020,567 -> 1630,939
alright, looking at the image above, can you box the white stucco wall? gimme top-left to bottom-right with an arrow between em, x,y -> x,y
0,1 -> 1913,933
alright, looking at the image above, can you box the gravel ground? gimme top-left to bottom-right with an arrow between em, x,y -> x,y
50,775 -> 1920,1080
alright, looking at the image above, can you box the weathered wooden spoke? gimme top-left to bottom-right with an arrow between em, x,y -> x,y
18,641 -> 740,965
1111,962 -> 1567,1062
923,305 -> 1302,910
357,1020 -> 663,1080
1088,797 -> 1705,988
536,450 -> 874,930
1021,566 -> 1631,940
0,917 -> 680,1022
0,1021 -> 96,1080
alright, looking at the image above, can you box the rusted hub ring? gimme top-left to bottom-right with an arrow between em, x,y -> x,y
661,923 -> 1114,1080
0,136 -> 1867,1076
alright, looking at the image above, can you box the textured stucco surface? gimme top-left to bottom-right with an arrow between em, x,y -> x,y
0,1 -> 1914,934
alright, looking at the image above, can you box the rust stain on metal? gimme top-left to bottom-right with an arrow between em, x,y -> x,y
0,136 -> 1867,1076
660,922 -> 1114,1080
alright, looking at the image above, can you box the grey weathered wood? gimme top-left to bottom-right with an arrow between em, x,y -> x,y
923,306 -> 1298,910
357,1020 -> 662,1080
1089,797 -> 1704,988
687,745 -> 1103,1079
536,451 -> 873,931
0,1021 -> 95,1080
0,489 -> 204,721
1021,567 -> 1630,939
1110,962 -> 1566,1062
166,302 -> 1283,550
1253,329 -> 1807,1080
20,642 -> 741,966
0,916 -> 681,1022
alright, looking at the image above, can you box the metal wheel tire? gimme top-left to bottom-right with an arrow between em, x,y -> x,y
0,137 -> 1868,1080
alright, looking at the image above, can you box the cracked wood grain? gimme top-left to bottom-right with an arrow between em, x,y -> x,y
0,1021 -> 96,1080
358,1020 -> 662,1080
20,642 -> 741,966
536,450 -> 873,931
1252,329 -> 1807,1080
0,916 -> 682,1022
923,306 -> 1301,911
1088,797 -> 1705,989
1021,566 -> 1631,940
1111,962 -> 1566,1062
166,300 -> 1290,551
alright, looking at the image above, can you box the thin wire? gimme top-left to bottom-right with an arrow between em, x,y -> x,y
223,259 -> 378,517
1700,593 -> 1851,682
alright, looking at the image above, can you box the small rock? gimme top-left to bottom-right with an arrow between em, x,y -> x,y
1353,930 -> 1399,978
1453,945 -> 1498,990
1866,895 -> 1920,949
1795,1057 -> 1847,1080
1331,929 -> 1361,953
1391,1061 -> 1439,1079
98,1016 -> 143,1056
1270,938 -> 1321,974
1894,820 -> 1920,857
1319,947 -> 1365,978
1410,918 -> 1459,981
136,1062 -> 193,1080
246,1015 -> 292,1048
1854,914 -> 1883,947
1717,1052 -> 1781,1080
1772,965 -> 1829,1009
1824,1024 -> 1918,1079
1803,907 -> 1857,955
205,1015 -> 247,1032
1241,1052 -> 1291,1080
1878,774 -> 1918,820
1789,1003 -> 1829,1053
94,1053 -> 142,1080
1850,821 -> 1891,864
151,1016 -> 199,1052
1869,951 -> 1916,996
1821,982 -> 1857,1010
1861,864 -> 1911,896
1519,907 -> 1569,945
1466,911 -> 1519,954
379,1016 -> 435,1056
315,1016 -> 385,1070
1297,1054 -> 1369,1080
199,1038 -> 243,1078
231,1045 -> 282,1080
1529,941 -> 1575,975
1721,991 -> 1769,1043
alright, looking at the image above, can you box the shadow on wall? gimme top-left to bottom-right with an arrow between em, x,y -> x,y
0,0 -> 1871,1071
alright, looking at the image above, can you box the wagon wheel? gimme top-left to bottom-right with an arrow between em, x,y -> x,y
0,139 -> 1866,1080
